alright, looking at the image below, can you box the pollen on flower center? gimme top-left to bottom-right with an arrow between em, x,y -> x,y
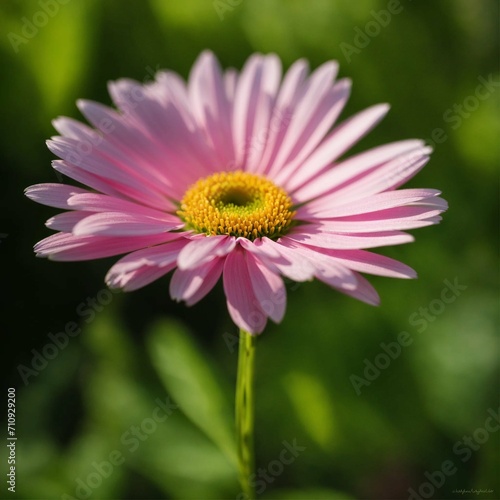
178,171 -> 296,240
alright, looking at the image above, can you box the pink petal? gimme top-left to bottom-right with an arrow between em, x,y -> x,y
46,211 -> 91,231
105,240 -> 188,290
49,128 -> 169,194
312,206 -> 444,233
72,212 -> 182,236
154,71 -> 194,129
268,78 -> 350,181
334,204 -> 445,221
239,237 -> 316,281
111,263 -> 177,292
67,192 -> 173,218
53,115 -> 175,201
293,140 -> 428,202
177,236 -> 236,270
52,116 -> 98,139
34,232 -> 177,261
281,103 -> 390,191
223,247 -> 267,334
283,242 -> 358,290
243,55 -> 283,171
47,136 -> 137,186
76,99 -> 179,189
52,160 -> 174,212
245,251 -> 286,323
106,77 -> 150,120
300,188 -> 444,219
188,51 -> 235,167
341,272 -> 380,306
266,61 -> 339,176
321,149 -> 432,202
284,229 -> 414,249
170,257 -> 224,305
47,137 -> 170,209
25,183 -> 89,209
324,250 -> 417,279
183,259 -> 225,306
107,239 -> 188,271
257,58 -> 310,174
107,79 -> 219,181
232,54 -> 282,169
273,61 -> 339,162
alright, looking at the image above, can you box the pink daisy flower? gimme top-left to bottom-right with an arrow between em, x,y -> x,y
26,51 -> 447,334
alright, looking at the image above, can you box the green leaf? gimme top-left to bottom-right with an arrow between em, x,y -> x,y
284,371 -> 338,451
83,315 -> 238,498
147,319 -> 238,467
87,364 -> 238,499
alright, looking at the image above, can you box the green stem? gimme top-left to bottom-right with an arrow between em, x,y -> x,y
236,328 -> 257,499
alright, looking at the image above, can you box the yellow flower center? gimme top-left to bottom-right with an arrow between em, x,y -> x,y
178,171 -> 295,240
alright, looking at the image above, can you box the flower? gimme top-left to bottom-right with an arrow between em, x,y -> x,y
25,51 -> 447,334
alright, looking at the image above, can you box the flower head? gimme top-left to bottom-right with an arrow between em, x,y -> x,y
26,51 -> 447,334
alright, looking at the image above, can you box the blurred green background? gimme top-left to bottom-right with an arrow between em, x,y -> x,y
1,0 -> 498,499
